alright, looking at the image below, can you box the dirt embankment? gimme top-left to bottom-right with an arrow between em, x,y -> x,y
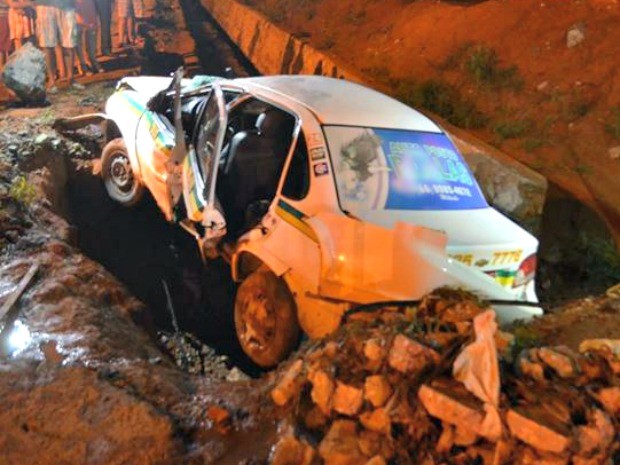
238,0 -> 620,244
0,85 -> 281,465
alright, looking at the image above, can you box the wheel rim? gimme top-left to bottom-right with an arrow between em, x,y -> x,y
108,152 -> 134,193
238,289 -> 277,354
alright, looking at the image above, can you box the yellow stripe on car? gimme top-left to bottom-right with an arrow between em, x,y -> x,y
276,200 -> 319,243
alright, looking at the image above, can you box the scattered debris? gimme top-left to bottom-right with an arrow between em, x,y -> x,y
266,289 -> 620,464
158,330 -> 235,379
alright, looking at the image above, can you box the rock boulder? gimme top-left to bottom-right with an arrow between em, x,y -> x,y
1,43 -> 47,104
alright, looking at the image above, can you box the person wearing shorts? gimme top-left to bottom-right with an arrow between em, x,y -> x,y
117,0 -> 144,46
8,0 -> 35,50
36,0 -> 83,89
0,1 -> 10,67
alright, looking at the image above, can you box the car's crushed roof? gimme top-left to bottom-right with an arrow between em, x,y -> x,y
235,75 -> 442,132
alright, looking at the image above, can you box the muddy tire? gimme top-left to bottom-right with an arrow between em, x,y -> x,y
101,138 -> 144,207
234,268 -> 300,368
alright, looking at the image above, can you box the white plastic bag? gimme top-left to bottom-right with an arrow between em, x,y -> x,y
453,310 -> 502,441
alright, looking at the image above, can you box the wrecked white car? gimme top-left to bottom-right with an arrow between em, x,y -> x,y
62,71 -> 542,366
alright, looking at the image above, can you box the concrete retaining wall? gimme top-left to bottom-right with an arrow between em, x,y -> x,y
200,0 -> 548,231
201,0 -> 364,83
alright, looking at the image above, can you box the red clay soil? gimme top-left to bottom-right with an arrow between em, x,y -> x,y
245,0 -> 620,242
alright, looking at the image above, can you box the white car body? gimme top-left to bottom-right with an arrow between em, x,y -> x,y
102,73 -> 541,340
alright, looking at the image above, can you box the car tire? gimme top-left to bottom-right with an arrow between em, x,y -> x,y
234,267 -> 300,368
101,138 -> 144,207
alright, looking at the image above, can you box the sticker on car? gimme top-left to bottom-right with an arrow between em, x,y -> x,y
310,147 -> 326,161
313,162 -> 330,177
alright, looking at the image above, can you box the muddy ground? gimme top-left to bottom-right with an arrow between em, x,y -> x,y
0,0 -> 619,464
0,83 -> 279,465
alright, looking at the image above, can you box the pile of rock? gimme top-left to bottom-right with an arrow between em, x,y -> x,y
268,289 -> 620,465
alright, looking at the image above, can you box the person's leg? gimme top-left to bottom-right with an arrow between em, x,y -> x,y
94,0 -> 111,55
86,27 -> 102,72
0,24 -> 9,65
131,0 -> 144,43
116,0 -> 129,46
60,7 -> 83,86
0,21 -> 8,64
54,45 -> 66,79
7,9 -> 18,53
63,46 -> 75,81
43,47 -> 58,87
118,18 -> 126,45
75,25 -> 88,75
36,6 -> 59,89
127,15 -> 134,44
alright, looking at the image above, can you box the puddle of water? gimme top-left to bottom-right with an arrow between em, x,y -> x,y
4,319 -> 32,355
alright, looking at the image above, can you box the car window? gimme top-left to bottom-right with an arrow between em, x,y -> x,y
281,131 -> 310,201
324,126 -> 487,215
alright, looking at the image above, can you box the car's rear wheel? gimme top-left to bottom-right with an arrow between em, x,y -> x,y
234,268 -> 300,368
101,138 -> 144,207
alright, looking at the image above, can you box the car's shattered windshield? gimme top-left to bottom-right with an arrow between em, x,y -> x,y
324,126 -> 488,215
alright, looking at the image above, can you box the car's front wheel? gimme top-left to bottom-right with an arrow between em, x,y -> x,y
101,138 -> 144,207
234,268 -> 300,368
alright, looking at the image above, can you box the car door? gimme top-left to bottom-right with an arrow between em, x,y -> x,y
133,71 -> 183,221
184,83 -> 228,256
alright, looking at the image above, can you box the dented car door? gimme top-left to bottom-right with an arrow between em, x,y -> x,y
184,83 -> 228,256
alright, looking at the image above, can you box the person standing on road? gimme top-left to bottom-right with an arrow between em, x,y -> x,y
8,0 -> 35,50
93,0 -> 111,56
116,0 -> 144,47
35,0 -> 84,90
75,0 -> 102,75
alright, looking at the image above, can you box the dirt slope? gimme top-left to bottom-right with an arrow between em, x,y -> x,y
243,0 -> 620,243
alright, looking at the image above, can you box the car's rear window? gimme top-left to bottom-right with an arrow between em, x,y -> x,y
323,126 -> 487,214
